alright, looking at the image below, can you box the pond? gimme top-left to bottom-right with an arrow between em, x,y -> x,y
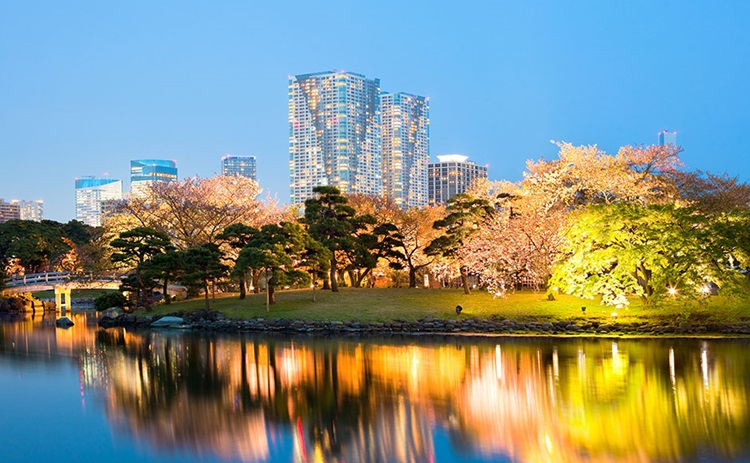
1,312 -> 749,462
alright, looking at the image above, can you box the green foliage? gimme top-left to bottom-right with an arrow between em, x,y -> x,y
182,243 -> 229,309
550,203 -> 750,306
94,292 -> 128,311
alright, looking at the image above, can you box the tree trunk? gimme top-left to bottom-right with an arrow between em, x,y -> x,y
356,268 -> 372,288
408,266 -> 417,288
204,283 -> 210,310
163,278 -> 170,305
238,274 -> 246,300
460,266 -> 471,295
252,271 -> 261,294
330,255 -> 339,292
268,284 -> 275,304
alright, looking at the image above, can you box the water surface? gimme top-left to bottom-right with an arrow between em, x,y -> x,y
1,313 -> 749,462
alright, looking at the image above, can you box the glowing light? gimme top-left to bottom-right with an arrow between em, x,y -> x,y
668,287 -> 678,296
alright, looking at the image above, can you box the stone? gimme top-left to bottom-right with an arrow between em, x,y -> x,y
55,317 -> 74,328
151,316 -> 187,327
101,308 -> 124,318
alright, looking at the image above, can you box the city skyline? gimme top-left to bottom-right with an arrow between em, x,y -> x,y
3,1 -> 750,221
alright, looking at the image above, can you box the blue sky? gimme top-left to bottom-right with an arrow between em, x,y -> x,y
2,0 -> 750,222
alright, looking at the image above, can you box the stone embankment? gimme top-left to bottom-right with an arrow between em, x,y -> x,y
99,310 -> 750,336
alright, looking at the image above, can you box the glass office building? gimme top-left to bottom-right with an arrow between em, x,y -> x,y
130,159 -> 178,197
658,130 -> 677,147
75,177 -> 123,226
289,71 -> 381,204
221,155 -> 257,180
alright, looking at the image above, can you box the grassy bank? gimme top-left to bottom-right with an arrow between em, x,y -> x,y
146,287 -> 750,326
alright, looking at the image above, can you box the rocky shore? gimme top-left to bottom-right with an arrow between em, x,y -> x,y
98,310 -> 750,337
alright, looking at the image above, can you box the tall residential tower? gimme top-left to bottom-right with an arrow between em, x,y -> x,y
289,71 -> 381,204
428,155 -> 488,205
381,93 -> 430,208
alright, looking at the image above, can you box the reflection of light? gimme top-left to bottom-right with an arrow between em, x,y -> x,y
669,347 -> 676,389
668,287 -> 677,296
495,345 -> 503,381
701,343 -> 709,389
552,348 -> 559,380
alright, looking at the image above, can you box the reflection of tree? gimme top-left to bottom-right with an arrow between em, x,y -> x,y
59,328 -> 750,463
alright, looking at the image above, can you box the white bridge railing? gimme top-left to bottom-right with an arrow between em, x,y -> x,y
4,272 -> 122,288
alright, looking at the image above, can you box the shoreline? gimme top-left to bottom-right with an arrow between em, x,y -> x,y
98,310 -> 750,338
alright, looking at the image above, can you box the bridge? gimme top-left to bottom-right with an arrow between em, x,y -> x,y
3,272 -> 187,311
3,272 -> 123,311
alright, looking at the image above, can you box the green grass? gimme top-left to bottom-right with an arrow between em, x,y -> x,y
146,287 -> 750,325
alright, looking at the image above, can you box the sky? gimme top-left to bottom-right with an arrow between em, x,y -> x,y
2,0 -> 750,222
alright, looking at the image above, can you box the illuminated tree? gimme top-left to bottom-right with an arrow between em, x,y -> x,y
217,223 -> 259,299
426,194 -> 494,294
549,203 -> 750,306
112,175 -> 281,249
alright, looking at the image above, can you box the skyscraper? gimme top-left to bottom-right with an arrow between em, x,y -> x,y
428,155 -> 488,205
130,159 -> 178,197
75,177 -> 123,226
289,71 -> 381,204
381,92 -> 430,209
10,199 -> 43,221
221,155 -> 257,180
658,130 -> 677,146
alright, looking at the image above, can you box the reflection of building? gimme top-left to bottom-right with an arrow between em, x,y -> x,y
0,199 -> 21,223
130,159 -> 178,197
381,92 -> 430,209
428,154 -> 488,205
658,130 -> 677,146
289,71 -> 381,204
75,177 -> 123,226
221,155 -> 257,180
10,199 -> 44,221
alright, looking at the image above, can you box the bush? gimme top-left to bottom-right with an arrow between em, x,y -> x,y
94,292 -> 128,311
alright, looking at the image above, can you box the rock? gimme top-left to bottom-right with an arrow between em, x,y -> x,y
151,316 -> 187,327
101,308 -> 124,318
55,317 -> 74,328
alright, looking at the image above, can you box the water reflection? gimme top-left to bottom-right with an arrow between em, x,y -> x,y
1,314 -> 750,462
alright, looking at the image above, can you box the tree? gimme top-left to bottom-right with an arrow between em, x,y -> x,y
217,223 -> 260,299
111,175 -> 281,249
141,250 -> 183,305
425,194 -> 494,294
237,222 -> 312,307
110,227 -> 173,310
182,243 -> 229,310
303,186 -> 372,292
548,203 -> 750,307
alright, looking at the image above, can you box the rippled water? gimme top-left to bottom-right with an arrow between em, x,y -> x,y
1,312 -> 750,462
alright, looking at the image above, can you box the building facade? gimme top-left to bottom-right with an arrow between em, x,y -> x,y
221,155 -> 257,180
381,92 -> 430,209
75,177 -> 123,226
658,130 -> 677,146
289,71 -> 381,204
130,159 -> 178,197
428,155 -> 488,205
10,199 -> 43,221
0,199 -> 21,223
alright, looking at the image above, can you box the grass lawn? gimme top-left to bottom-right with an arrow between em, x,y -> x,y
146,287 -> 750,325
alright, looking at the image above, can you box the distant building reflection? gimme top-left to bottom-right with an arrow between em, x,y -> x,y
1,316 -> 750,462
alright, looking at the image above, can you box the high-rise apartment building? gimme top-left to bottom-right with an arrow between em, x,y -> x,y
381,92 -> 430,209
658,130 -> 677,146
289,71 -> 381,204
10,199 -> 43,221
130,159 -> 178,197
221,155 -> 257,180
428,155 -> 488,205
75,177 -> 123,226
0,199 -> 21,223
